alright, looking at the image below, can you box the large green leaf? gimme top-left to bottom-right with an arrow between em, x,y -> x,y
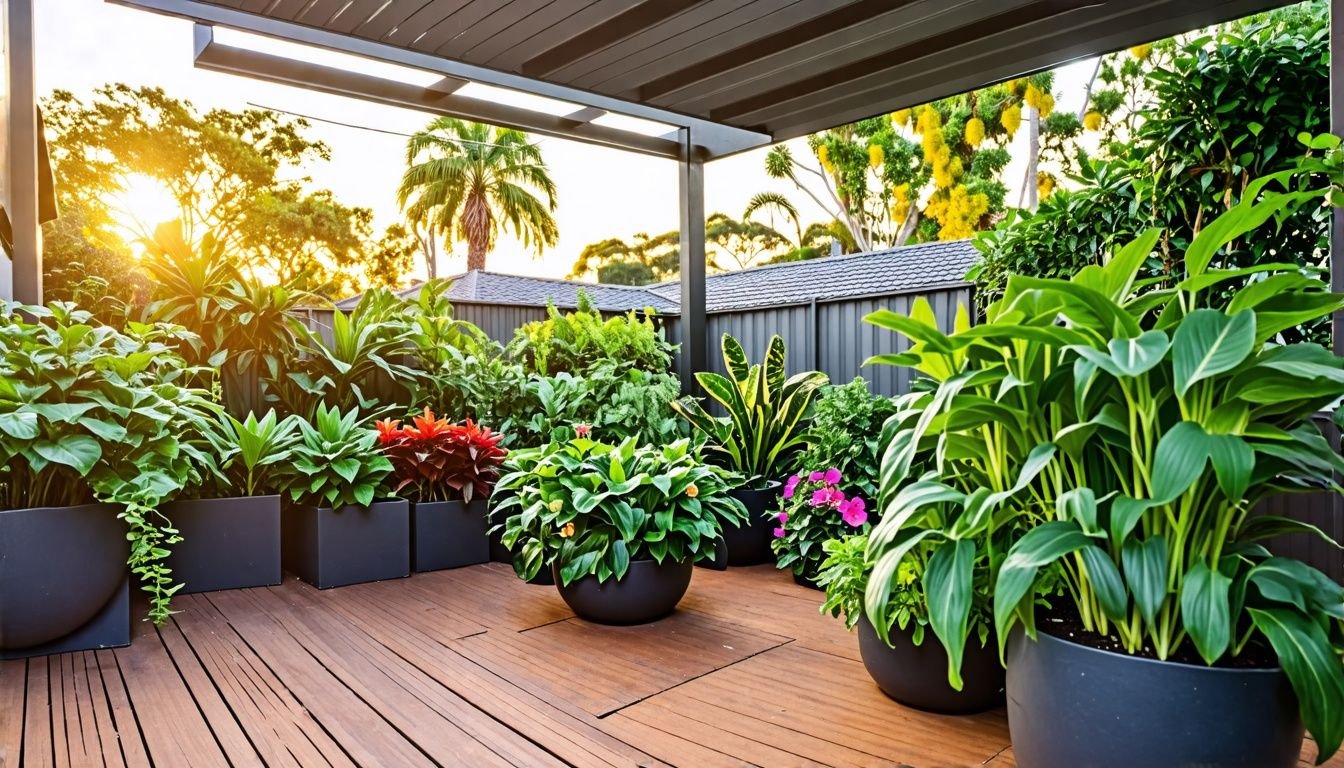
1150,422 -> 1210,502
1171,309 -> 1255,397
1180,562 -> 1232,664
923,539 -> 976,690
32,436 -> 102,476
1206,434 -> 1254,501
1249,607 -> 1344,763
0,411 -> 39,439
994,522 -> 1094,653
1122,535 -> 1168,626
1080,546 -> 1128,622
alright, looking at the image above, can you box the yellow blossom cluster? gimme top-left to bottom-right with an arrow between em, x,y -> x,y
964,116 -> 985,147
817,143 -> 834,175
1129,43 -> 1152,60
925,185 -> 989,240
1024,83 -> 1055,117
1083,111 -> 1103,131
891,108 -> 912,127
868,144 -> 884,169
890,183 -> 911,223
1001,102 -> 1022,138
1037,172 -> 1055,199
917,106 -> 958,189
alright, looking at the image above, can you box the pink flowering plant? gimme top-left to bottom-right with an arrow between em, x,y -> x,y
770,467 -> 872,584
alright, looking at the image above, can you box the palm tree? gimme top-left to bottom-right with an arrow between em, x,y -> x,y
397,118 -> 559,273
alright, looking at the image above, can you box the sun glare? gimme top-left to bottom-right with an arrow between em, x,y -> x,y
106,173 -> 182,247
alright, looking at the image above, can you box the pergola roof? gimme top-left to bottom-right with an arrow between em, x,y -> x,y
111,0 -> 1293,160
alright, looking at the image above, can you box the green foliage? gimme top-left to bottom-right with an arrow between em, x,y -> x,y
196,410 -> 303,498
865,171 -> 1344,759
771,470 -> 869,582
512,365 -> 683,449
283,404 -> 393,509
509,292 -> 674,375
817,534 -> 928,644
493,437 -> 746,584
431,346 -> 532,439
793,377 -> 900,498
0,302 -> 218,622
673,334 -> 828,486
971,4 -> 1331,330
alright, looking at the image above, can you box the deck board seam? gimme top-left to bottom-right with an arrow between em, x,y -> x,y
595,637 -> 796,719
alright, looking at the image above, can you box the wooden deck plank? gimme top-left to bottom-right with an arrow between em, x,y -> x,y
111,618 -> 230,768
153,616 -> 262,768
57,652 -> 107,768
75,652 -> 128,768
0,661 -> 26,768
91,651 -> 150,768
22,658 -> 54,768
169,595 -> 355,768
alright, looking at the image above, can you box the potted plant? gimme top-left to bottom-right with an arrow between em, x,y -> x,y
377,408 -> 508,572
864,159 -> 1344,766
0,303 -> 214,658
790,377 -> 899,500
281,403 -> 406,589
493,436 -> 746,624
818,534 -> 1003,713
164,409 -> 300,593
772,468 -> 870,588
673,334 -> 827,565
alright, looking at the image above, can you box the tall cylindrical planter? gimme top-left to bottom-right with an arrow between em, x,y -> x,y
1006,628 -> 1304,768
412,498 -> 489,572
164,495 -> 282,593
857,615 -> 1003,714
283,500 -> 410,589
555,558 -> 692,625
0,503 -> 130,659
718,481 -> 782,566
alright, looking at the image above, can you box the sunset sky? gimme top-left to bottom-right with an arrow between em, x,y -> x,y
35,0 -> 1096,281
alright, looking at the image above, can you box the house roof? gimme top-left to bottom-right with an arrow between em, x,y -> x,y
336,239 -> 978,314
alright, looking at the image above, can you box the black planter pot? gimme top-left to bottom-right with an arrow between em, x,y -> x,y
792,569 -> 823,590
1,503 -> 130,659
283,500 -> 410,589
1006,627 -> 1304,768
857,615 -> 1004,714
715,482 -> 782,567
412,499 -> 489,572
164,495 -> 281,593
555,558 -> 693,625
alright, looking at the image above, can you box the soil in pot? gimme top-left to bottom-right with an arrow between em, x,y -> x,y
164,495 -> 282,593
857,614 -> 1004,714
1006,624 -> 1303,768
0,503 -> 130,658
555,558 -> 692,625
716,481 -> 782,567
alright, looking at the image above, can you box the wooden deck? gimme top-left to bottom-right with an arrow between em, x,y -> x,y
0,563 -> 1335,768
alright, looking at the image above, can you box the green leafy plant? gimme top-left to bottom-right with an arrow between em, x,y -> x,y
818,534 -> 930,644
196,409 -> 303,497
672,334 -> 828,487
864,154 -> 1344,759
283,403 -> 393,508
792,378 -> 900,498
493,437 -> 746,585
772,468 -> 870,583
0,302 -> 218,622
430,345 -> 531,440
508,291 -> 674,375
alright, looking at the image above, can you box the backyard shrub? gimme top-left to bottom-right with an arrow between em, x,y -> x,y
193,409 -> 303,498
508,291 -> 674,375
673,333 -> 828,487
283,403 -> 393,508
376,408 -> 507,503
865,150 -> 1344,758
792,377 -> 900,498
493,437 -> 746,584
0,301 -> 219,622
771,468 -> 871,584
429,345 -> 532,438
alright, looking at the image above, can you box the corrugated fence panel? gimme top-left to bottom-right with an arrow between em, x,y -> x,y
452,302 -> 550,344
703,305 -> 812,379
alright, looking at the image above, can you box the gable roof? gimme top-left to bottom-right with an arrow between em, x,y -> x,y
335,239 -> 978,314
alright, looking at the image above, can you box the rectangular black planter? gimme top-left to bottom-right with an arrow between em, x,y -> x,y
283,500 -> 410,589
412,499 -> 489,572
164,495 -> 282,593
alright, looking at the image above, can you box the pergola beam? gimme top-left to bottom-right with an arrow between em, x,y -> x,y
5,0 -> 41,304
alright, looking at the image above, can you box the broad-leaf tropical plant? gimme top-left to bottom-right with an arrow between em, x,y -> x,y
283,403 -> 393,509
493,437 -> 746,585
197,409 -> 303,497
672,334 -> 828,486
375,408 -> 507,503
864,146 -> 1344,760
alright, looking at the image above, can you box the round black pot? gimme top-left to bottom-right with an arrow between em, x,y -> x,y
0,503 -> 128,653
554,558 -> 692,625
719,481 -> 782,566
857,615 -> 1004,714
792,569 -> 822,590
1006,627 -> 1304,768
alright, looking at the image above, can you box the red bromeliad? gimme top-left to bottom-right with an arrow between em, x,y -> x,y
376,408 -> 508,503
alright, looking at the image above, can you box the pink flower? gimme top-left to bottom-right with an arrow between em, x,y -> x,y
839,497 -> 868,527
808,470 -> 824,482
810,488 -> 830,507
575,424 -> 591,438
783,475 -> 800,499
824,468 -> 842,485
773,526 -> 786,538
828,487 -> 846,504
777,511 -> 788,524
